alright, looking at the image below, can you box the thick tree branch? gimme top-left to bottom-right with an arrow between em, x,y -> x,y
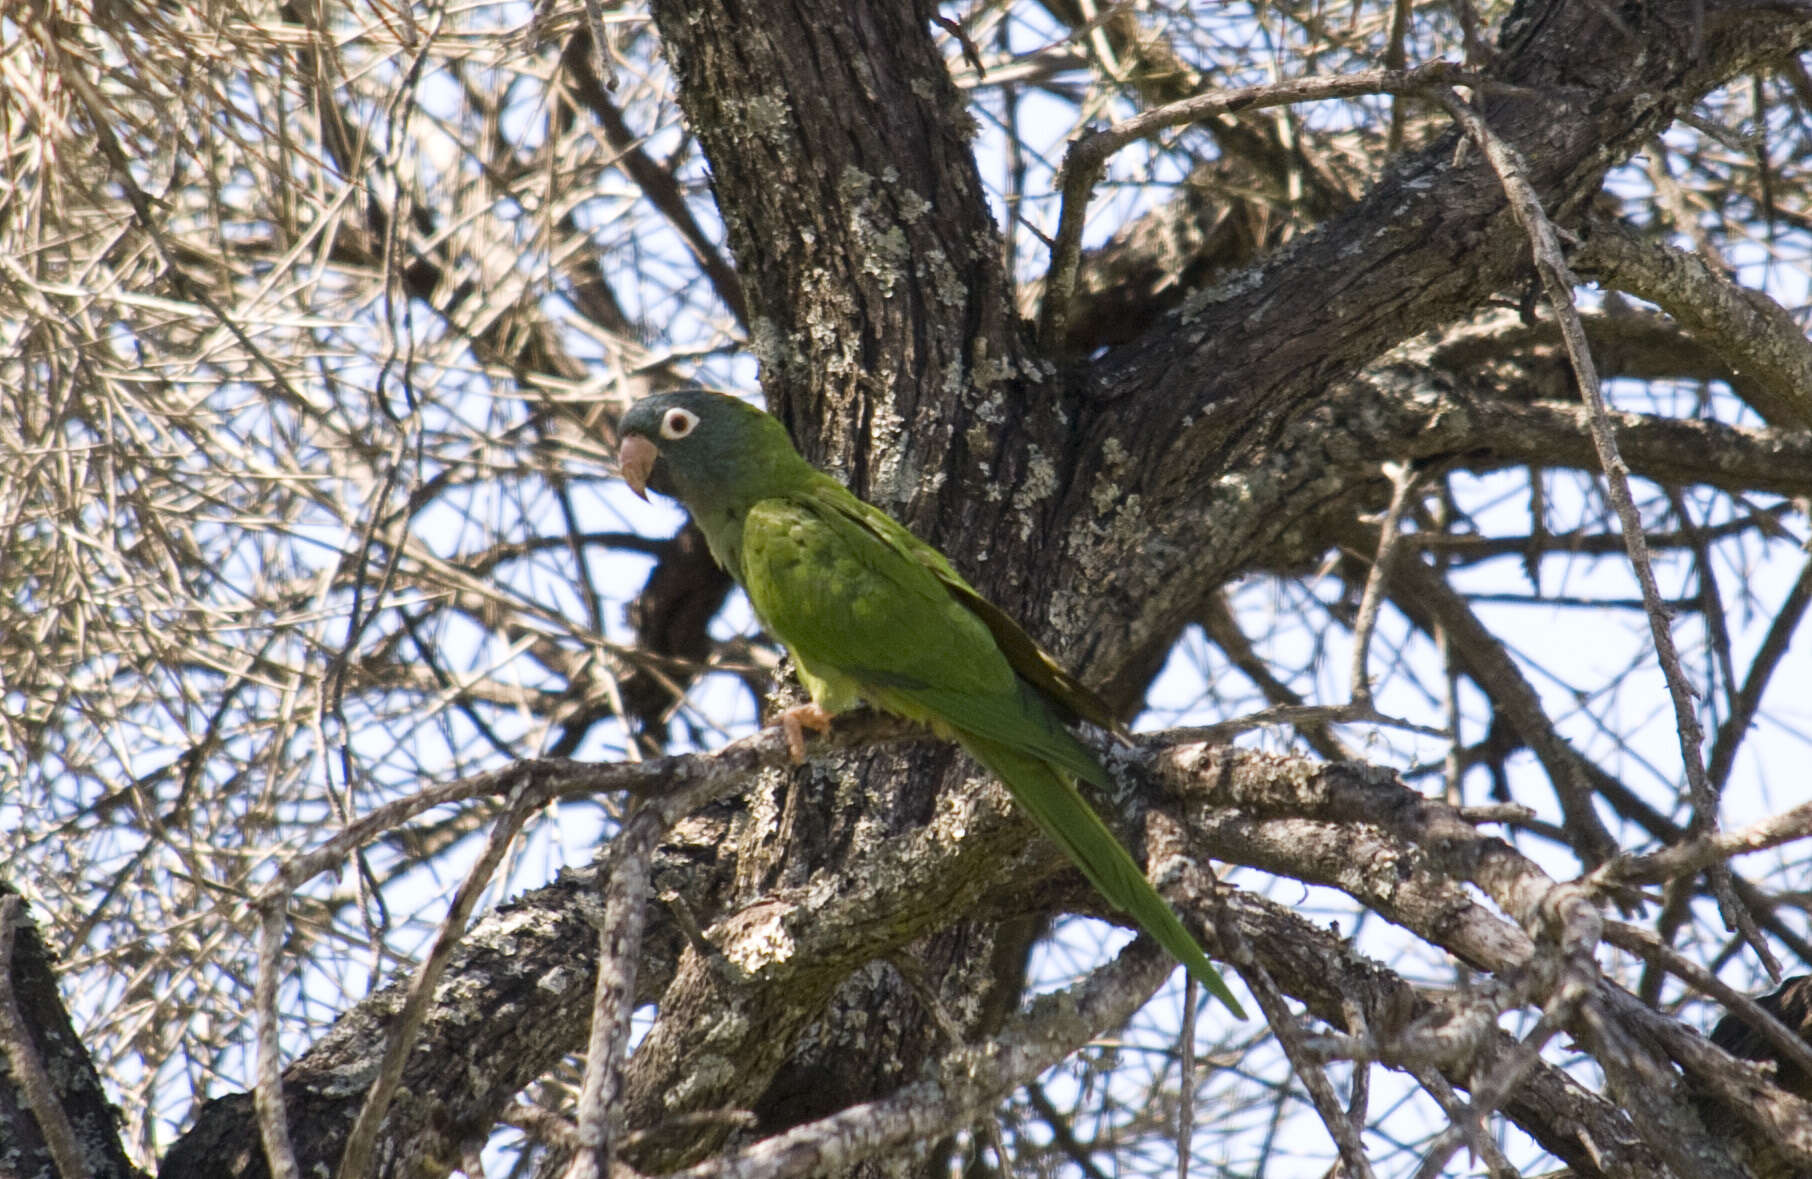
1043,0 -> 1812,697
1574,215 -> 1812,429
1040,61 -> 1481,349
0,888 -> 140,1179
159,718 -> 1812,1176
666,939 -> 1174,1179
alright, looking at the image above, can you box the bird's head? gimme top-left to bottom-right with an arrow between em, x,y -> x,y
616,389 -> 805,509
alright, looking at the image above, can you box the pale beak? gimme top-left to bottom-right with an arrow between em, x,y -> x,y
618,434 -> 658,500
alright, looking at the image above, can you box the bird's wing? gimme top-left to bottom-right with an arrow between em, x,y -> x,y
794,480 -> 1127,736
739,484 -> 1105,784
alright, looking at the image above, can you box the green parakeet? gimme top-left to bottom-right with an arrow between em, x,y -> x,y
617,389 -> 1244,1017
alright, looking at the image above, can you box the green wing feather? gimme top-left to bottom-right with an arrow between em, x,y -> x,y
798,482 -> 1128,736
739,477 -> 1245,1017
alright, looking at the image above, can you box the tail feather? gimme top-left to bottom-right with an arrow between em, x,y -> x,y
965,737 -> 1246,1018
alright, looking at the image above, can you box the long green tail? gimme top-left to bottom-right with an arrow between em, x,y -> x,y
965,738 -> 1247,1018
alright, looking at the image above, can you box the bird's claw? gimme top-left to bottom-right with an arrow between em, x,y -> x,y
778,704 -> 834,763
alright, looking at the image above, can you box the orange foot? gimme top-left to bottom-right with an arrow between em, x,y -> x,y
778,703 -> 834,763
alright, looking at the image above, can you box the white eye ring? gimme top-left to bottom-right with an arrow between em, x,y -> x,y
660,408 -> 699,440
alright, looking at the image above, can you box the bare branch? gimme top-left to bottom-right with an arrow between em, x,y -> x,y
1440,86 -> 1755,966
254,900 -> 303,1179
567,801 -> 664,1179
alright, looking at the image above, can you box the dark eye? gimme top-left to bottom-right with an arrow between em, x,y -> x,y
660,408 -> 698,440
